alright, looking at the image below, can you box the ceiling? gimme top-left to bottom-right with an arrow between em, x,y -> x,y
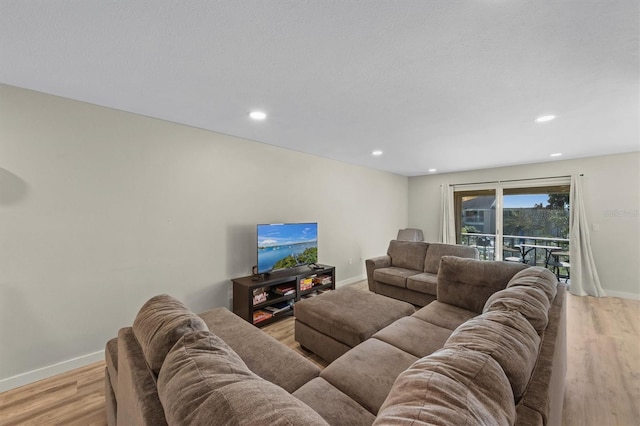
1,1 -> 638,176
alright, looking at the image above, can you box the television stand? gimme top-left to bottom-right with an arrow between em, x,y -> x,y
232,264 -> 335,327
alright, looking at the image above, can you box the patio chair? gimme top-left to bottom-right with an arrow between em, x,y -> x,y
549,251 -> 570,282
503,246 -> 523,262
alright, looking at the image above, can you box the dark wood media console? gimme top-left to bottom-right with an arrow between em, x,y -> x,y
232,264 -> 335,327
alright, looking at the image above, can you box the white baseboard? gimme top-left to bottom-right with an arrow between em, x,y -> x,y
336,274 -> 367,288
0,275 -> 369,394
0,350 -> 105,393
602,289 -> 640,300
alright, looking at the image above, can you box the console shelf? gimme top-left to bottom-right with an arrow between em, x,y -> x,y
232,264 -> 335,327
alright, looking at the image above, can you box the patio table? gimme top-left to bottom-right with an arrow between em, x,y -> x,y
515,243 -> 562,267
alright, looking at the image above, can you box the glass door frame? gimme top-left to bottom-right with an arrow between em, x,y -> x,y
454,186 -> 504,260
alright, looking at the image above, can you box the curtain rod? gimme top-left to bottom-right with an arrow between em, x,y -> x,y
445,174 -> 582,188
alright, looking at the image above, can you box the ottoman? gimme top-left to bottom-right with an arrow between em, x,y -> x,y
294,286 -> 415,362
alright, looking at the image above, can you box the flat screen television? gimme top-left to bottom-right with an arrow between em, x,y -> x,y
257,222 -> 318,274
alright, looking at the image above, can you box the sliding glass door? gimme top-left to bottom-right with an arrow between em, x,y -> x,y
502,186 -> 570,266
454,180 -> 570,265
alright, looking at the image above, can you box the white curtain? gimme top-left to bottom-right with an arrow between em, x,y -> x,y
569,174 -> 606,297
439,184 -> 456,244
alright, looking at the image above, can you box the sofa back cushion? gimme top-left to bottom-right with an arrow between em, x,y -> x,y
437,257 -> 529,313
507,266 -> 558,302
423,243 -> 479,274
444,310 -> 541,401
387,240 -> 428,271
157,330 -> 329,426
484,286 -> 551,334
374,347 -> 515,426
132,294 -> 208,375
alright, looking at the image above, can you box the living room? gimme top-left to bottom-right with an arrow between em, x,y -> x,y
3,85 -> 639,425
1,2 -> 638,425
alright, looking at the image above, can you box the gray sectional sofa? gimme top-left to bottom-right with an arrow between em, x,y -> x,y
366,240 -> 479,306
105,256 -> 566,426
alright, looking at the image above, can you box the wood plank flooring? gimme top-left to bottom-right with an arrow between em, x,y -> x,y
0,362 -> 106,426
1,282 -> 638,426
561,293 -> 640,425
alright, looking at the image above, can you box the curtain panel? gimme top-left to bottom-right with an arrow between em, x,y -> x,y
569,174 -> 606,297
439,184 -> 456,244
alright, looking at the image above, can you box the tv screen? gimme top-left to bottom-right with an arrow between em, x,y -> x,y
257,223 -> 318,274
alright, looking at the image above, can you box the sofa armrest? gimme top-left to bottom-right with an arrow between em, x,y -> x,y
116,327 -> 168,426
105,367 -> 117,426
366,255 -> 392,292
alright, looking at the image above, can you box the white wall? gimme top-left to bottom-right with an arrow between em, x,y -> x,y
408,152 -> 640,299
0,84 -> 408,390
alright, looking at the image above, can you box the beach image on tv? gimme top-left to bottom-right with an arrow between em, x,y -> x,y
257,223 -> 318,273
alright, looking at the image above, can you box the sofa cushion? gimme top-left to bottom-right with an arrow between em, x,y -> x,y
374,347 -> 516,426
412,301 -> 477,330
321,338 -> 418,415
387,240 -> 428,271
132,294 -> 208,375
484,286 -> 551,334
437,257 -> 529,313
507,266 -> 558,302
373,267 -> 418,289
423,243 -> 479,274
406,272 -> 438,295
372,316 -> 452,358
157,330 -> 329,426
293,377 -> 376,426
444,310 -> 541,401
200,306 -> 320,392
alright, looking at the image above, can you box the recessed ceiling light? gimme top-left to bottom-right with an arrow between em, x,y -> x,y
371,150 -> 383,156
428,168 -> 437,173
550,153 -> 562,157
535,115 -> 556,123
249,111 -> 267,120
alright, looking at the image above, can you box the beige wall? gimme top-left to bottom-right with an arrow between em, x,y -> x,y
408,152 -> 640,298
0,84 -> 408,389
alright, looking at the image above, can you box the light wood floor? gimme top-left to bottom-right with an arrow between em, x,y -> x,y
1,282 -> 638,426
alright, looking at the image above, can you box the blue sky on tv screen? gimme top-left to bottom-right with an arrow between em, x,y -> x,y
258,223 -> 317,247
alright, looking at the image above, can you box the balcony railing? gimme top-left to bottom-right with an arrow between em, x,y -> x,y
461,232 -> 570,267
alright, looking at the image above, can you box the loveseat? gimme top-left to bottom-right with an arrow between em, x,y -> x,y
105,256 -> 566,426
366,240 -> 479,306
